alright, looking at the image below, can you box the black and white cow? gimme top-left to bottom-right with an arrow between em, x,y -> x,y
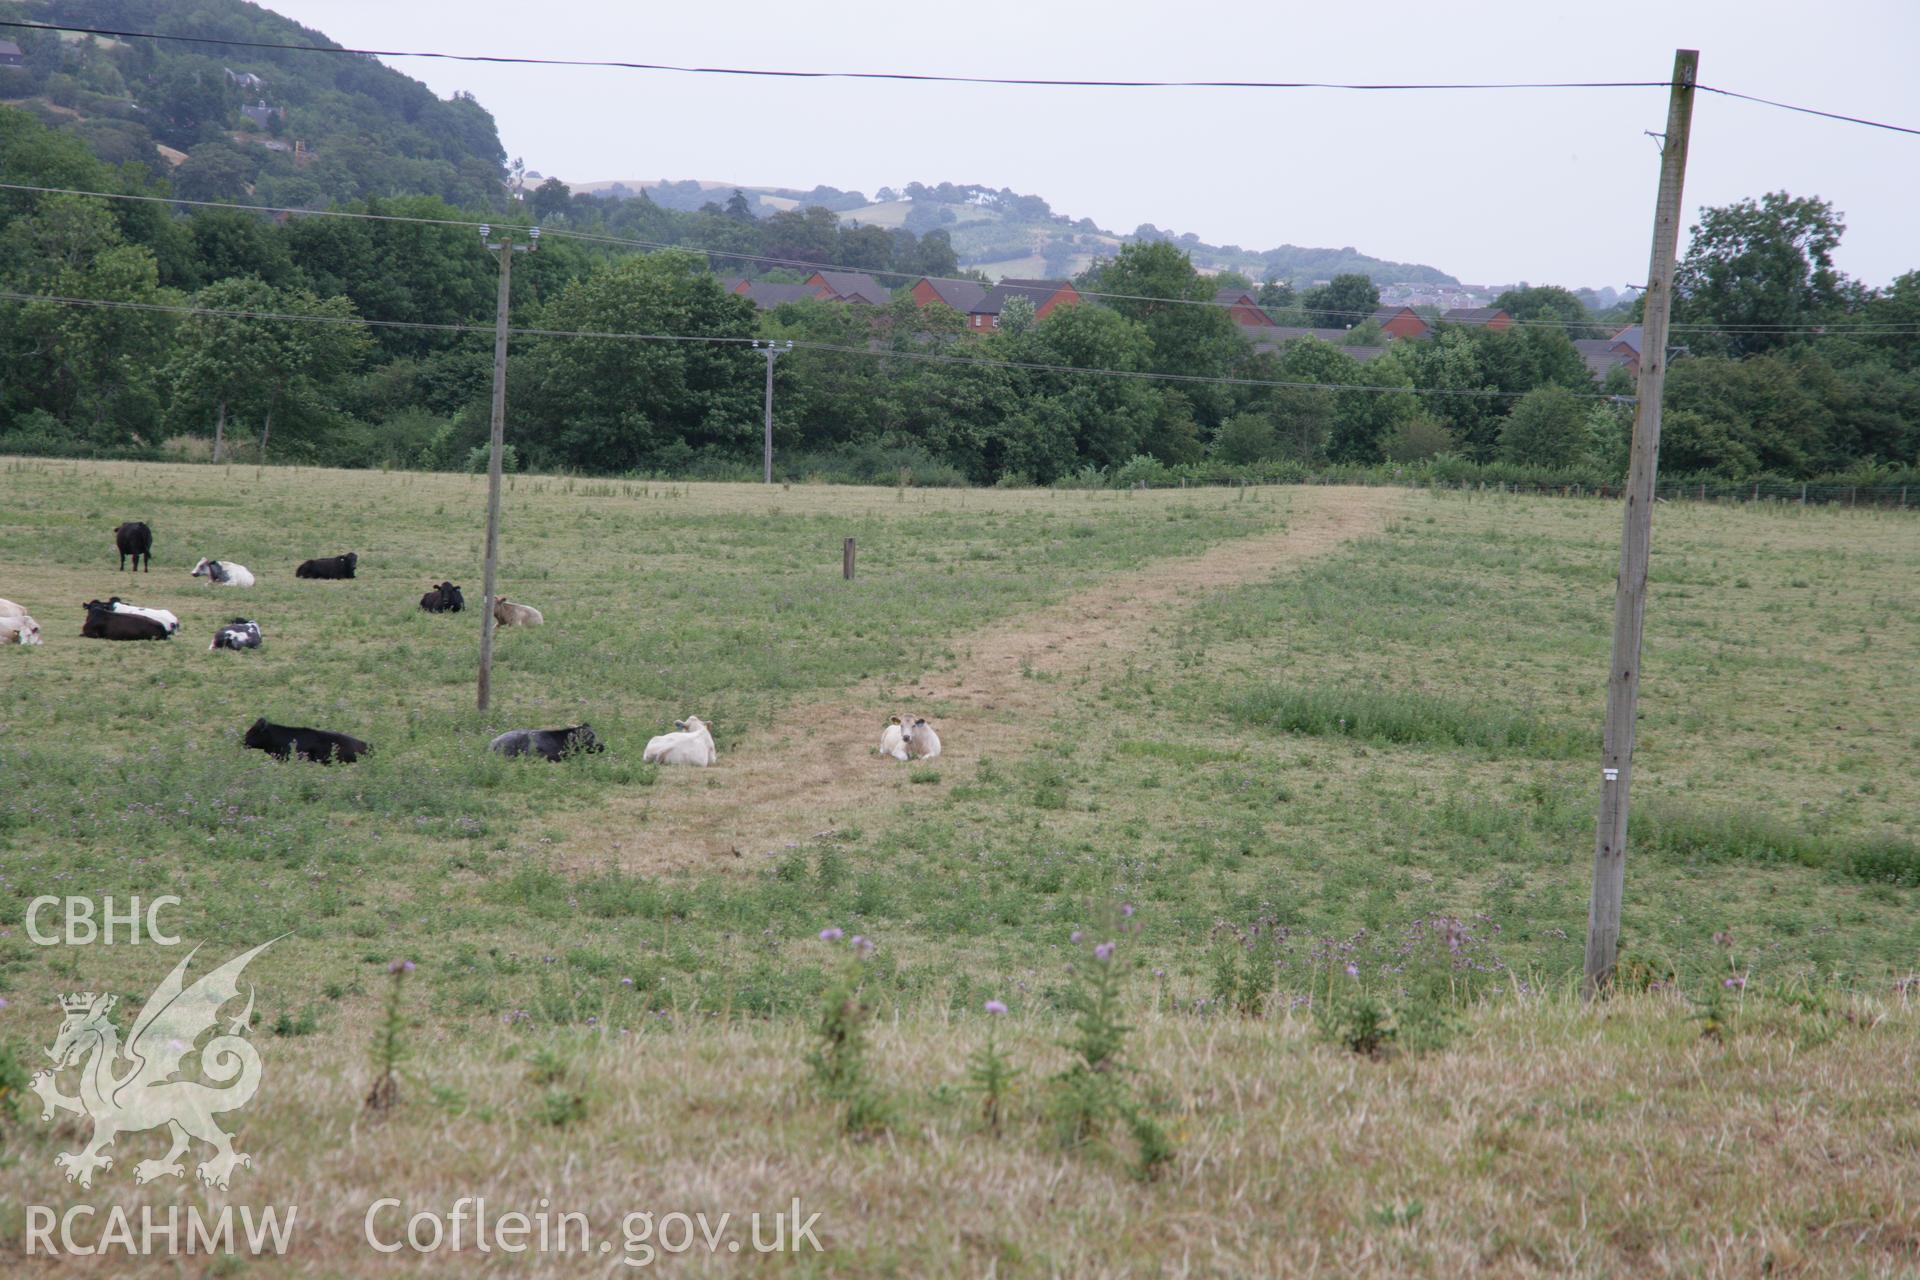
210,618 -> 262,651
489,723 -> 603,762
81,602 -> 169,641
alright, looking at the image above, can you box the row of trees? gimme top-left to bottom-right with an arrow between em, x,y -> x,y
0,106 -> 1914,483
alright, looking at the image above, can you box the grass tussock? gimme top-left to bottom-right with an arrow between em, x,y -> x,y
1224,682 -> 1590,757
1635,800 -> 1920,887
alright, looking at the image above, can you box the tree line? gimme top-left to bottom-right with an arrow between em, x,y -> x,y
0,106 -> 1914,487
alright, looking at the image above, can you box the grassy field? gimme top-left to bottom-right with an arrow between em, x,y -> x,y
1,460 -> 1916,1276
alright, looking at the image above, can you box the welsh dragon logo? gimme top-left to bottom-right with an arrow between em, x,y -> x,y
31,941 -> 275,1190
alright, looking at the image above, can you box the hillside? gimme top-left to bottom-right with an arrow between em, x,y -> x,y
574,176 -> 1464,289
0,0 -> 506,208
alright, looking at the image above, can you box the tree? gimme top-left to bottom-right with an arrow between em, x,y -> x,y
517,252 -> 758,471
1211,412 -> 1279,464
1674,192 -> 1847,356
1381,414 -> 1455,462
528,178 -> 572,222
1300,273 -> 1378,328
1257,278 -> 1295,309
1498,385 -> 1587,468
724,189 -> 755,222
172,141 -> 258,203
1081,241 -> 1242,427
1493,284 -> 1603,338
998,295 -> 1036,336
166,276 -> 281,460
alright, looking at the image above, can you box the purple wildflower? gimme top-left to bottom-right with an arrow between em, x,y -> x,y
1121,904 -> 1135,917
1070,930 -> 1084,944
1723,975 -> 1746,990
1344,962 -> 1359,978
851,935 -> 876,956
1094,942 -> 1115,962
387,958 -> 415,975
818,927 -> 844,942
984,1000 -> 1008,1015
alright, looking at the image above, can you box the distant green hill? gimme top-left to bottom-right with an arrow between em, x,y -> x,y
0,0 -> 506,209
581,176 -> 1460,286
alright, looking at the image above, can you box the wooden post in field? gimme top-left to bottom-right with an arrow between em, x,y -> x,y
477,223 -> 537,712
1584,50 -> 1697,1000
843,537 -> 856,580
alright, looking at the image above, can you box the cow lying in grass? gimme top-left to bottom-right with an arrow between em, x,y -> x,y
879,716 -> 909,760
0,614 -> 41,645
81,602 -> 169,641
84,597 -> 179,634
115,521 -> 151,572
643,716 -> 715,767
296,552 -> 357,579
419,581 -> 464,613
490,723 -> 603,762
191,557 -> 255,587
0,599 -> 41,645
210,619 -> 262,651
904,718 -> 942,760
242,717 -> 369,764
492,596 -> 543,627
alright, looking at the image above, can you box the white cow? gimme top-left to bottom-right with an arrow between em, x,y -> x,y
1,614 -> 42,645
643,715 -> 716,767
108,598 -> 179,633
493,597 -> 544,627
0,598 -> 27,619
878,716 -> 909,761
191,557 -> 256,587
904,718 -> 942,761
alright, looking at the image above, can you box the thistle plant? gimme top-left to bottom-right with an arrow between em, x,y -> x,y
965,999 -> 1020,1134
806,929 -> 888,1135
364,958 -> 413,1112
1051,906 -> 1173,1179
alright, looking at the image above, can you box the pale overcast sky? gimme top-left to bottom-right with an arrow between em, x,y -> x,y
263,0 -> 1917,289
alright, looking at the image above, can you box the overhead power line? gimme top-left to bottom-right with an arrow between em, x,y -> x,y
6,182 -> 1913,337
0,22 -> 1665,91
3,19 -> 1915,134
0,288 -> 1640,401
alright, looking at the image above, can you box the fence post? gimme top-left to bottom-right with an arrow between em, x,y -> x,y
1800,482 -> 1807,505
843,537 -> 856,581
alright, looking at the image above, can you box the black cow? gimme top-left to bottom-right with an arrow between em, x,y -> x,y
489,723 -> 604,762
296,552 -> 358,580
210,618 -> 262,651
81,603 -> 168,641
419,581 -> 465,613
115,522 -> 152,572
242,717 -> 369,764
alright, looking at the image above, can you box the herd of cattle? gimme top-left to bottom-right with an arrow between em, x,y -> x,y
5,521 -> 943,769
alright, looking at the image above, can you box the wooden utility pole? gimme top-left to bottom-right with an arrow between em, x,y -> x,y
1584,50 -> 1697,999
753,339 -> 793,483
476,224 -> 537,712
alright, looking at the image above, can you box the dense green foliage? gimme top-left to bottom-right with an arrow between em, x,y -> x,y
0,58 -> 1915,485
0,0 -> 507,207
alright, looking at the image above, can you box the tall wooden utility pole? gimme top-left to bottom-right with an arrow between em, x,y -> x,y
476,223 -> 537,712
1584,50 -> 1697,999
752,339 -> 792,483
